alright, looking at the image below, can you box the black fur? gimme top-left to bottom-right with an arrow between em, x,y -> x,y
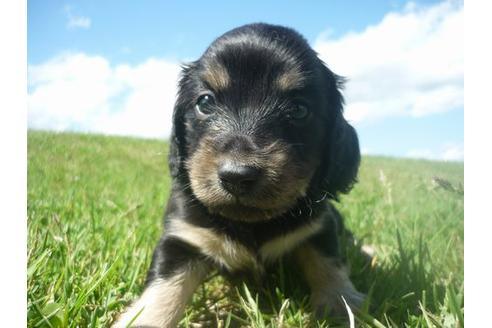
159,20 -> 359,303
168,24 -> 360,197
145,235 -> 204,284
160,23 -> 359,260
118,23 -> 362,326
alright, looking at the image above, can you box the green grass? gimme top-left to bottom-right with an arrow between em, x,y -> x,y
27,130 -> 463,327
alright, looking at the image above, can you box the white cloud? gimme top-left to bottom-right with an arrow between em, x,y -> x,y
28,52 -> 181,139
441,142 -> 464,161
67,16 -> 91,29
30,1 -> 463,142
405,142 -> 463,161
406,148 -> 436,160
65,5 -> 91,29
314,1 -> 463,124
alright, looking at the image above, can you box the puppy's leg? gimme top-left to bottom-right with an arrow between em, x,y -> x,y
113,236 -> 209,328
294,243 -> 365,318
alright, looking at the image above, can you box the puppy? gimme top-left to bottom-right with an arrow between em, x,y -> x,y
113,23 -> 364,328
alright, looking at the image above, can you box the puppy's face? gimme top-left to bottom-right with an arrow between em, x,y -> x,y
170,25 -> 359,221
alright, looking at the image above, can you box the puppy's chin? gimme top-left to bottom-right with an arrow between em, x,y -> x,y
191,184 -> 305,222
207,202 -> 293,222
189,175 -> 312,222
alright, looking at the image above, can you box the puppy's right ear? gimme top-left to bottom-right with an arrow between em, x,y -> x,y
168,62 -> 197,179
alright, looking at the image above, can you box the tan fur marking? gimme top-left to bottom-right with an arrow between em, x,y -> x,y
295,244 -> 365,316
276,68 -> 305,90
186,137 -> 231,208
168,220 -> 261,272
112,264 -> 208,328
186,136 -> 315,221
259,220 -> 323,262
201,62 -> 230,90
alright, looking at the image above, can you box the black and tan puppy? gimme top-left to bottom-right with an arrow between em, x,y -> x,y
114,23 -> 364,327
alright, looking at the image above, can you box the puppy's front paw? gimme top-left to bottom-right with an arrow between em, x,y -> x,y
312,286 -> 366,319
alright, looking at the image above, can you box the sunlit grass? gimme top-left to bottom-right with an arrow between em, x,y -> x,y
27,130 -> 463,327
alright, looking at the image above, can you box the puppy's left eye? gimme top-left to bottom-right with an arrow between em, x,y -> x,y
287,104 -> 310,121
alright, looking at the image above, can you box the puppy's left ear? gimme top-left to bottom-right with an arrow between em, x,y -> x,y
319,65 -> 361,200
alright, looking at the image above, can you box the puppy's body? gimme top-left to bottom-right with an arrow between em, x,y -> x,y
114,23 -> 363,327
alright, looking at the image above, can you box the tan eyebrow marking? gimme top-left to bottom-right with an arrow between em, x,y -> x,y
200,62 -> 230,90
276,66 -> 306,91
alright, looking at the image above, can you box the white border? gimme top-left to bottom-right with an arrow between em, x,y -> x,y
8,0 -> 480,326
0,0 -> 27,326
465,0 -> 492,327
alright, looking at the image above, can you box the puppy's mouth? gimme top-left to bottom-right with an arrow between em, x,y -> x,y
186,137 -> 314,221
207,199 -> 293,222
199,176 -> 308,222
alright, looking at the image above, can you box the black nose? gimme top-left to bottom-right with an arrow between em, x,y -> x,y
218,162 -> 262,195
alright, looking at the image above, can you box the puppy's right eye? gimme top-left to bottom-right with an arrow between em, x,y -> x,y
195,94 -> 215,118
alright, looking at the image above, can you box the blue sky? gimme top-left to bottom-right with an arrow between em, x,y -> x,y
27,0 -> 463,161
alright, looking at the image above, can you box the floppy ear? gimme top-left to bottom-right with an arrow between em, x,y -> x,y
168,63 -> 197,180
168,103 -> 185,179
324,114 -> 360,198
319,66 -> 361,200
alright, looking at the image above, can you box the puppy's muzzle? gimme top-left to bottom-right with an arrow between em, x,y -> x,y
218,161 -> 263,196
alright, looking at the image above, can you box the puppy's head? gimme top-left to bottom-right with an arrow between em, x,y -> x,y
169,23 -> 360,221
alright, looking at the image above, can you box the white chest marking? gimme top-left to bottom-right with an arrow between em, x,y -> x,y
259,220 -> 323,262
168,220 -> 260,272
169,218 -> 323,271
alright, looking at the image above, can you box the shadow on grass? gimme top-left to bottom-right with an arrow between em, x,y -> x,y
185,232 -> 462,327
343,232 -> 463,327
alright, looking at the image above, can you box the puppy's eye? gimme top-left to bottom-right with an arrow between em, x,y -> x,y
287,104 -> 310,121
195,94 -> 216,118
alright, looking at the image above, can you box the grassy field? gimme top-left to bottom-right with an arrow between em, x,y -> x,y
27,130 -> 464,328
